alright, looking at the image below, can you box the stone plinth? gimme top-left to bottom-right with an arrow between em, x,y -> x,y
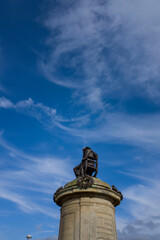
54,177 -> 122,240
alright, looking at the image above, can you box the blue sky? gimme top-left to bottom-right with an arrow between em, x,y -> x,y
0,0 -> 160,239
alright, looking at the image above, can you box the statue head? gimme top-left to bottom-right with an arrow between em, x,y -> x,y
82,147 -> 98,160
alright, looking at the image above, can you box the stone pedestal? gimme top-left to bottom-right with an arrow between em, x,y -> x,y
54,177 -> 122,240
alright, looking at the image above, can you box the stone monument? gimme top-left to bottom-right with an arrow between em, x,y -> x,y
54,147 -> 123,240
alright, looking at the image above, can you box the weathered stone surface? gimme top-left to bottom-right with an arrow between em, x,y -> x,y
54,177 -> 122,240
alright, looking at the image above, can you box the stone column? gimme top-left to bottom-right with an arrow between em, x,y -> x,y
54,177 -> 122,240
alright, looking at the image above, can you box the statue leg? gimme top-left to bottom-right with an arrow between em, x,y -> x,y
93,169 -> 97,177
81,164 -> 84,177
85,160 -> 87,175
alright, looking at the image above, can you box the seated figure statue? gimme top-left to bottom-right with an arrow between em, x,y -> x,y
73,147 -> 98,178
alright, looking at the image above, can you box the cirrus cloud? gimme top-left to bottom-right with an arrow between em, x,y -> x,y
41,0 -> 160,111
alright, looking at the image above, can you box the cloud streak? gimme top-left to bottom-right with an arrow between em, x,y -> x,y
0,96 -> 88,128
1,97 -> 160,149
117,165 -> 160,239
0,133 -> 72,218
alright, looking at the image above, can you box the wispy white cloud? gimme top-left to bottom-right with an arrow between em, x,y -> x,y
118,228 -> 160,240
41,0 -> 160,110
123,172 -> 160,223
117,165 -> 160,238
1,97 -> 160,149
0,96 -> 56,118
41,0 -> 111,110
0,96 -> 89,128
66,113 -> 160,149
0,133 -> 72,218
0,97 -> 14,108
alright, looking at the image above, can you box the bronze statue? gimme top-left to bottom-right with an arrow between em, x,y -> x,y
73,147 -> 98,178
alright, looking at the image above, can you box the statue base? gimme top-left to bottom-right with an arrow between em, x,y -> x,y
54,177 -> 122,240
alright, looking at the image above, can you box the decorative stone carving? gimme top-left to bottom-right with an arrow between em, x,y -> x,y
77,175 -> 94,189
112,185 -> 123,201
53,186 -> 63,202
